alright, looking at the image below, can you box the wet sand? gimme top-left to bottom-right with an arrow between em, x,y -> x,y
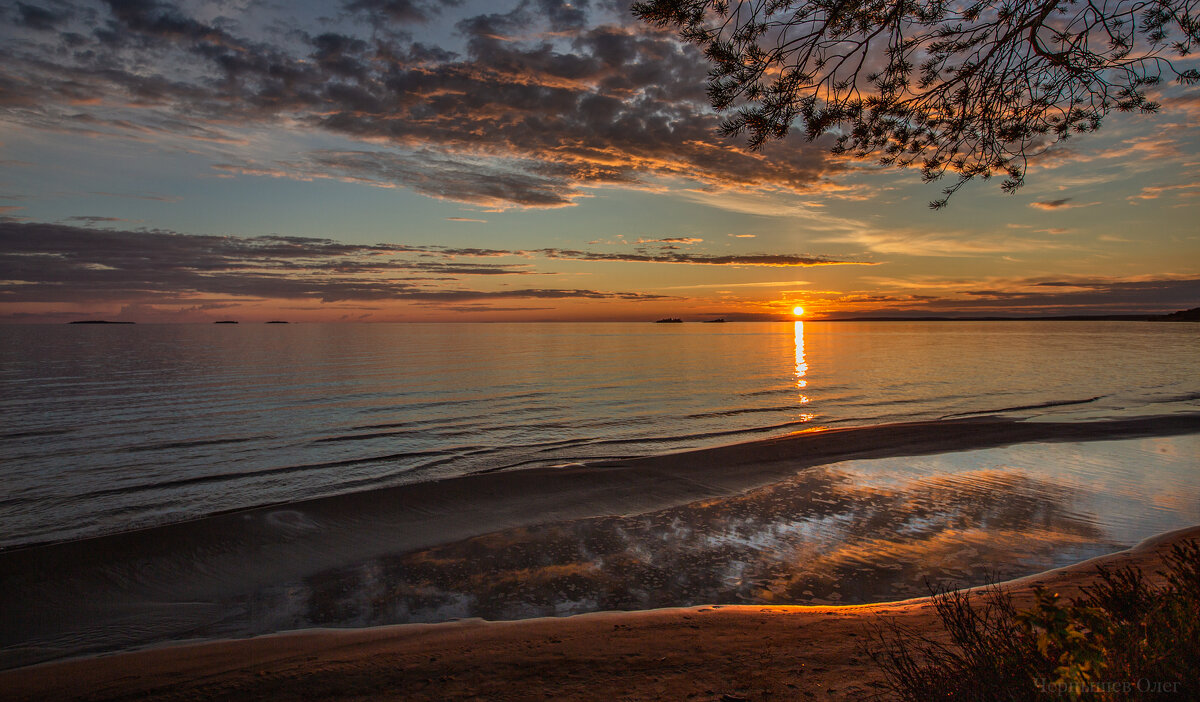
1,413 -> 1198,670
2,525 -> 1196,701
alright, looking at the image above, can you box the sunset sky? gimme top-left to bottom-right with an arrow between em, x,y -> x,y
2,0 -> 1198,323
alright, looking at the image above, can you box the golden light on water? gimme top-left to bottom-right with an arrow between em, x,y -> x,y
792,306 -> 805,317
794,320 -> 809,394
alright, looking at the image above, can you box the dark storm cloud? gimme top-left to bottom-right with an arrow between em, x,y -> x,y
0,0 -> 838,208
0,221 -> 669,304
344,0 -> 432,23
13,2 -> 73,30
94,0 -> 243,51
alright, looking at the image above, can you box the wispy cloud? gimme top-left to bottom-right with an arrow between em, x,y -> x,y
532,248 -> 868,267
635,237 -> 702,244
1128,181 -> 1200,202
62,215 -> 129,224
90,192 -> 183,202
1029,198 -> 1100,210
0,221 -> 649,305
837,229 -> 1074,257
658,280 -> 813,290
840,274 -> 1200,316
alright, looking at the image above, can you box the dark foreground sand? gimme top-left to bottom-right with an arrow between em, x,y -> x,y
3,525 -> 1196,702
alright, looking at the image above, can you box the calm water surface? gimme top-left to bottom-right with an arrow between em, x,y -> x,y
1,321 -> 1197,548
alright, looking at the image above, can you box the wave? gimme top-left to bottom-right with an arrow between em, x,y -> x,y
1148,391 -> 1200,404
0,428 -> 73,441
939,395 -> 1106,419
126,435 -> 275,452
56,448 -> 483,502
527,418 -> 818,454
685,405 -> 803,419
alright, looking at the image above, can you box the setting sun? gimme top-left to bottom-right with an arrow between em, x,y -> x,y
792,306 -> 805,317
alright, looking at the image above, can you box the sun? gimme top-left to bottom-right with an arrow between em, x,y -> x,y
792,306 -> 805,317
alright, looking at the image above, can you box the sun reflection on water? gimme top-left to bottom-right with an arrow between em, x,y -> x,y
794,320 -> 809,398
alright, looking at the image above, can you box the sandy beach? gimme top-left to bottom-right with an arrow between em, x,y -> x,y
2,524 -> 1195,701
3,413 -> 1198,671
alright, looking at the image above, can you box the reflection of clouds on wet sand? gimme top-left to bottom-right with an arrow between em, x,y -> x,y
241,464 -> 1115,634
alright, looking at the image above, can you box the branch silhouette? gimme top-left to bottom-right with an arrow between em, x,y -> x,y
634,0 -> 1200,207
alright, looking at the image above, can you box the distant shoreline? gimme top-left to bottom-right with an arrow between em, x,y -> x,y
44,305 -> 1200,325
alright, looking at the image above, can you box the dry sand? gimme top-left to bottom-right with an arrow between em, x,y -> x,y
3,525 -> 1196,702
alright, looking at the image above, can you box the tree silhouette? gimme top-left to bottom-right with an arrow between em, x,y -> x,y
633,0 -> 1200,207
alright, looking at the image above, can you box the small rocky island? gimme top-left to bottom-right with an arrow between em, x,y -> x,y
654,318 -> 683,323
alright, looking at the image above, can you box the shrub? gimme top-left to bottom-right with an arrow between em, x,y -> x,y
867,540 -> 1199,701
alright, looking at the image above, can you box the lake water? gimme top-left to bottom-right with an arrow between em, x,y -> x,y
1,321 -> 1198,550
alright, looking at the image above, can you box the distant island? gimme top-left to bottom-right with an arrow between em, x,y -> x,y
654,318 -> 683,323
822,307 -> 1200,322
214,320 -> 238,324
703,318 -> 726,323
67,320 -> 134,324
1156,307 -> 1200,322
265,320 -> 289,324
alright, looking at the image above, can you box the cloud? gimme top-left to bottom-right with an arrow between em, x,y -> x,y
1,221 -> 863,314
838,229 -> 1074,257
1128,181 -> 1200,202
343,0 -> 439,23
1029,198 -> 1100,210
532,248 -> 867,266
91,191 -> 183,202
0,221 -> 583,304
446,217 -> 487,223
63,215 -> 129,223
838,275 -> 1200,316
430,305 -> 558,313
659,280 -> 812,290
0,205 -> 27,223
635,237 -> 702,244
400,288 -> 665,302
12,2 -> 72,31
354,240 -> 863,267
0,1 -> 841,209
